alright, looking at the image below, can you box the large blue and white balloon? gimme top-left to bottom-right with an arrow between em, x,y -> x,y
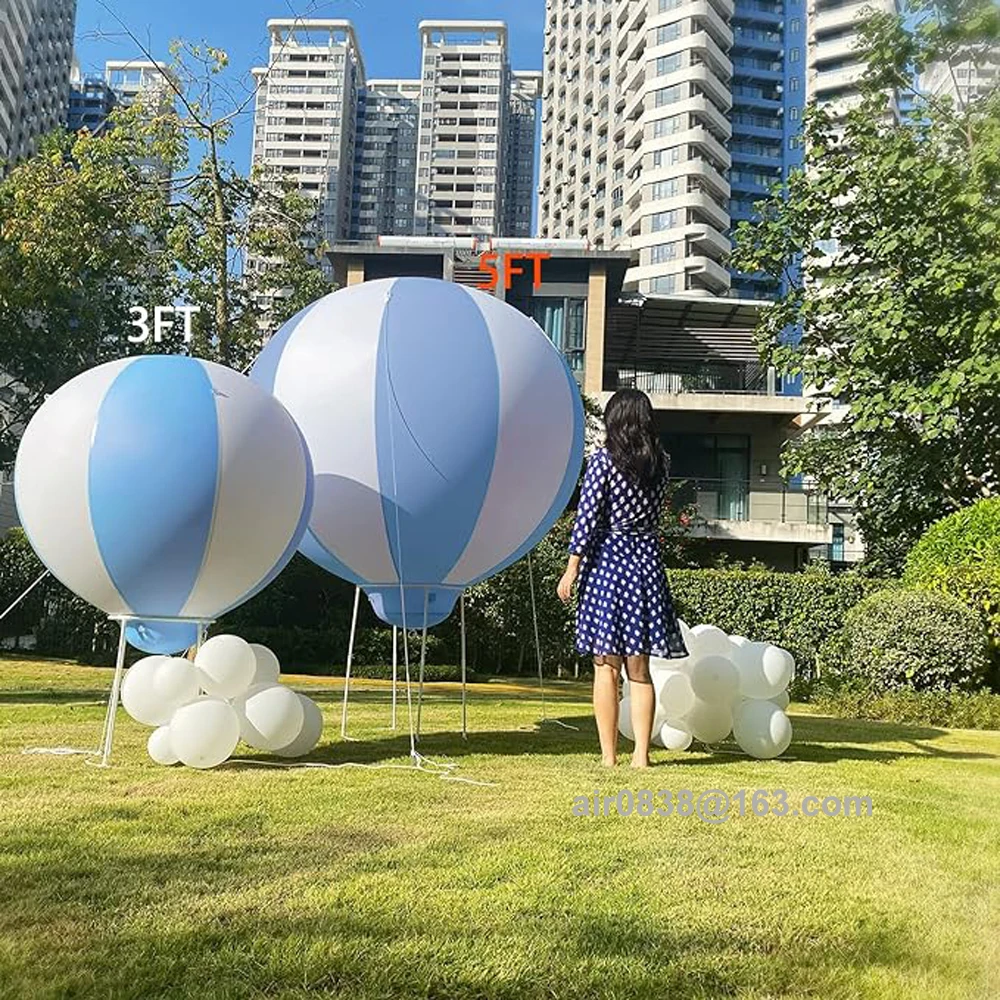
252,277 -> 584,627
14,356 -> 313,621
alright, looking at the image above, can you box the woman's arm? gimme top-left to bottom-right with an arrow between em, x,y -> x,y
557,554 -> 582,603
558,452 -> 607,603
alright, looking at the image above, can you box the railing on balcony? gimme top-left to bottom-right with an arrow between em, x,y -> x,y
616,361 -> 777,395
670,477 -> 828,526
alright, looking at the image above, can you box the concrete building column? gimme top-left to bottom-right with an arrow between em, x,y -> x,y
583,263 -> 607,398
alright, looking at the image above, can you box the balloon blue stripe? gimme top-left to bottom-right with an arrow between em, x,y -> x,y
249,300 -> 318,393
215,424 -> 316,616
375,278 -> 500,586
469,355 -> 585,584
89,356 -> 218,616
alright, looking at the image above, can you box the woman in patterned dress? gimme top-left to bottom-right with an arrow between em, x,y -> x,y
557,388 -> 688,768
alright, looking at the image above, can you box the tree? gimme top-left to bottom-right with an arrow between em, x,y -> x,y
0,14 -> 336,468
731,0 -> 1000,574
0,110 -> 180,466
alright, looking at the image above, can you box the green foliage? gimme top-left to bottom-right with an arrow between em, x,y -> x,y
904,498 -> 1000,652
667,569 -> 886,678
731,0 -> 1000,574
823,588 -> 991,693
814,685 -> 1000,731
0,35 -> 334,471
0,115 -> 179,466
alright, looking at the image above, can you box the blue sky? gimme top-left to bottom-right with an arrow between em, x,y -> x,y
75,0 -> 546,173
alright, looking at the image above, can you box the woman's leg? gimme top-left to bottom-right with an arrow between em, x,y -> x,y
626,655 -> 654,768
592,655 -> 622,766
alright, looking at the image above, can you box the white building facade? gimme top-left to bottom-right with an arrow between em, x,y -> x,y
0,0 -> 76,165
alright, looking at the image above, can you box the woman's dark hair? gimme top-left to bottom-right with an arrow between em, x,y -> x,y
604,388 -> 668,490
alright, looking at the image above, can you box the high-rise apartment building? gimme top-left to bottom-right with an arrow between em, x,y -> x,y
68,58 -> 175,135
539,0 -> 902,299
505,70 -> 543,237
414,21 -> 509,237
352,79 -> 420,239
729,2 -> 806,299
67,57 -> 114,133
539,0 -> 807,299
0,0 -> 76,165
920,55 -> 999,105
806,0 -> 897,113
251,20 -> 366,245
250,18 -> 539,242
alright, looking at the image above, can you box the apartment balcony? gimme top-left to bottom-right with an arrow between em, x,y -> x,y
810,0 -> 881,35
671,477 -> 831,546
810,62 -> 867,96
684,253 -> 731,293
812,32 -> 864,63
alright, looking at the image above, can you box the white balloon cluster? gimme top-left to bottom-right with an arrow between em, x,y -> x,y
120,635 -> 324,769
621,621 -> 794,759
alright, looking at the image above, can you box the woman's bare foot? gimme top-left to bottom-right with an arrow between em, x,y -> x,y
601,755 -> 617,767
631,753 -> 650,769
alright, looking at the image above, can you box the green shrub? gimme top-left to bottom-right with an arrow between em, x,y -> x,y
823,588 -> 990,693
814,685 -> 1000,730
667,568 -> 887,679
904,498 -> 1000,654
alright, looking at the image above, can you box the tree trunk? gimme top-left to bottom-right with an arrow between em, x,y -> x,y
208,131 -> 230,364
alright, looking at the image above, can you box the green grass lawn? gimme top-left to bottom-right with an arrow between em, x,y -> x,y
1,657 -> 998,1000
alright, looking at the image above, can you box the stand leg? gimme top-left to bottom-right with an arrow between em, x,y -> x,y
528,553 -> 547,720
99,619 -> 129,767
391,626 -> 398,730
341,587 -> 361,740
460,593 -> 468,740
416,589 -> 429,740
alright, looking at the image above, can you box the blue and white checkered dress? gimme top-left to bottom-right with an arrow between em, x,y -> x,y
568,447 -> 688,659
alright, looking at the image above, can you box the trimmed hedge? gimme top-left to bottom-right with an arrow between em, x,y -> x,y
814,686 -> 1000,730
666,568 -> 887,679
904,498 -> 1000,658
823,588 -> 991,693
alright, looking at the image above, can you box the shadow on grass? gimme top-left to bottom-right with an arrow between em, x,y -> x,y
216,710 -> 996,771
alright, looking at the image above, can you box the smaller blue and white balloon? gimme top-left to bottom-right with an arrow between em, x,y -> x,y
252,278 -> 585,627
14,356 -> 313,622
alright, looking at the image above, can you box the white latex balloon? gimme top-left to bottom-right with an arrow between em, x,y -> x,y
147,725 -> 179,765
687,624 -> 732,658
770,690 -> 791,711
168,697 -> 241,769
730,635 -> 751,648
195,635 -> 256,699
120,655 -> 172,727
734,700 -> 793,760
685,699 -> 733,744
249,643 -> 281,686
658,721 -> 694,751
689,654 -> 741,704
658,669 -> 697,720
273,695 -> 324,758
234,683 -> 305,752
152,657 -> 200,710
738,643 -> 795,700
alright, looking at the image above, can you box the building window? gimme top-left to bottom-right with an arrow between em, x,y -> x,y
789,77 -> 800,92
789,48 -> 800,63
531,297 -> 587,372
789,107 -> 800,120
830,523 -> 845,562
